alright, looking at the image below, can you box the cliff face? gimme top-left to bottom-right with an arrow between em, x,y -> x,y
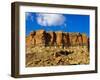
26,30 -> 89,47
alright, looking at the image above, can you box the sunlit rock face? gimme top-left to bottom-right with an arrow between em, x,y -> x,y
26,30 -> 89,48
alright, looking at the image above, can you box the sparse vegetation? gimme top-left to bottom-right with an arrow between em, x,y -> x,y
26,46 -> 89,67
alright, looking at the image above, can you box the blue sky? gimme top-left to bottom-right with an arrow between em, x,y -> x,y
25,12 -> 90,37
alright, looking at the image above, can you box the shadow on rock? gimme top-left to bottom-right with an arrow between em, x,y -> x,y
55,50 -> 74,57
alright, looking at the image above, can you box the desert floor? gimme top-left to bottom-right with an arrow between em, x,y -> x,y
26,46 -> 89,67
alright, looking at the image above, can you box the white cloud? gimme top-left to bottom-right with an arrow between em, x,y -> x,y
36,13 -> 66,26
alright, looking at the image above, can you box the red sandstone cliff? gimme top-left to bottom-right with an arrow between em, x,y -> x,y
26,30 -> 89,47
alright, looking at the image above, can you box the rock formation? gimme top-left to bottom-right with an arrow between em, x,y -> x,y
26,30 -> 89,48
47,32 -> 56,46
26,30 -> 89,67
56,31 -> 63,47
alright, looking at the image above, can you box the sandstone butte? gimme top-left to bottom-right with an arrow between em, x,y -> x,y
26,30 -> 89,48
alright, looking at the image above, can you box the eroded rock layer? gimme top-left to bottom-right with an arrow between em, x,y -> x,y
26,30 -> 89,48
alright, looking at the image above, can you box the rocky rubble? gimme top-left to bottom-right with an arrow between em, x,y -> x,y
26,46 -> 89,67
